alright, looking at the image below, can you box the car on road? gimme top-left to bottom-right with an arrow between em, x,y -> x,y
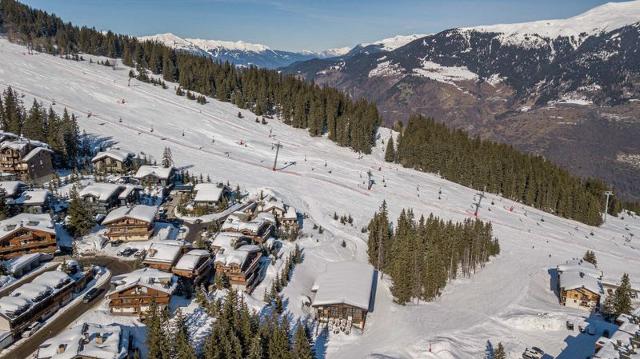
522,347 -> 544,359
83,287 -> 104,303
117,247 -> 137,257
134,249 -> 147,258
22,321 -> 43,338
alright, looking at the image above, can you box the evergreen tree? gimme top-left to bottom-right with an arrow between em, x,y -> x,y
145,300 -> 169,359
173,309 -> 197,359
162,146 -> 173,168
66,185 -> 95,237
613,273 -> 633,316
292,322 -> 314,359
384,135 -> 395,162
494,343 -> 506,359
583,250 -> 597,267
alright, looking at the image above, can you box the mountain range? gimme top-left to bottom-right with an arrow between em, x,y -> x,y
282,1 -> 640,200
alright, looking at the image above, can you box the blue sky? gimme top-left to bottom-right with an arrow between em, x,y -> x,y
21,0 -> 626,52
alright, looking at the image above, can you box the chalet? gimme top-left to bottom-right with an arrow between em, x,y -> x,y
0,140 -> 54,184
257,197 -> 286,219
134,165 -> 175,187
107,268 -> 177,316
36,322 -> 130,359
3,253 -> 51,278
311,261 -> 375,332
91,148 -> 135,174
214,244 -> 262,292
118,184 -> 142,206
557,259 -> 603,311
143,241 -> 185,271
79,183 -> 125,214
220,214 -> 274,244
0,181 -> 26,199
281,206 -> 299,231
12,189 -> 51,214
103,205 -> 157,242
0,269 -> 89,339
193,183 -> 231,208
594,308 -> 640,358
172,249 -> 213,284
210,232 -> 253,254
0,213 -> 57,260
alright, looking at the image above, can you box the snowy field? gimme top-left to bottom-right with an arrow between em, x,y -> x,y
1,38 -> 639,358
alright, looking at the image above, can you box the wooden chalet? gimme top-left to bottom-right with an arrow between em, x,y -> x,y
103,205 -> 156,242
11,189 -> 51,214
311,262 -> 375,332
142,242 -> 185,272
220,214 -> 274,244
91,148 -> 135,174
172,249 -> 213,284
0,213 -> 57,260
214,245 -> 262,292
134,165 -> 175,187
0,139 -> 54,184
281,206 -> 299,231
79,183 -> 126,214
107,268 -> 177,316
36,322 -> 131,359
557,259 -> 603,311
193,183 -> 231,208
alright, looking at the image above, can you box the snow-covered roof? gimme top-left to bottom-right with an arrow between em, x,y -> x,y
32,270 -> 72,288
255,212 -> 276,224
0,269 -> 72,318
311,261 -> 375,311
283,206 -> 297,220
144,242 -> 183,264
22,146 -> 53,162
79,183 -> 123,201
0,213 -> 55,240
36,322 -> 128,359
0,181 -> 25,197
14,189 -> 50,205
193,183 -> 227,203
221,215 -> 271,234
594,311 -> 640,358
174,249 -> 210,271
134,165 -> 174,180
13,282 -> 52,302
91,148 -> 134,163
102,205 -> 157,225
3,253 -> 45,275
109,267 -> 177,295
214,245 -> 260,267
0,295 -> 30,317
557,259 -> 602,278
211,232 -> 251,251
118,184 -> 141,199
559,269 -> 603,295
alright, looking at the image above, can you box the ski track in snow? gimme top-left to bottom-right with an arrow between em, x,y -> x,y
1,38 -> 639,358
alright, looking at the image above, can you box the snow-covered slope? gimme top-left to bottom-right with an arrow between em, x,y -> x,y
139,33 -> 340,68
465,0 -> 640,46
361,34 -> 428,51
1,38 -> 639,358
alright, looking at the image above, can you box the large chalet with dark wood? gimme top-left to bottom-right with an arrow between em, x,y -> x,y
134,165 -> 175,187
214,245 -> 262,293
557,259 -> 604,311
0,139 -> 54,184
220,213 -> 274,244
91,148 -> 135,174
103,205 -> 156,242
142,241 -> 185,272
79,183 -> 126,214
172,249 -> 213,284
0,213 -> 57,260
107,268 -> 177,316
311,261 -> 375,333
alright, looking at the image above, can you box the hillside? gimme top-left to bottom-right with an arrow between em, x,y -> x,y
1,37 -> 639,358
282,1 -> 640,201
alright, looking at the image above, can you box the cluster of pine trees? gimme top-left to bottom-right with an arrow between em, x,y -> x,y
0,0 -> 381,154
0,87 -> 80,167
165,290 -> 314,359
385,115 -> 621,226
367,202 -> 500,304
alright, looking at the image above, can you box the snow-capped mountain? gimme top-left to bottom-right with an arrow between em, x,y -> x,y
283,0 -> 640,200
139,33 -> 344,69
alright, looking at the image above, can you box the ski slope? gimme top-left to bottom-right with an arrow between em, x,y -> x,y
1,37 -> 639,358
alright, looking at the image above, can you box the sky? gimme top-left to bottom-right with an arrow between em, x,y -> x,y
21,0 -> 630,52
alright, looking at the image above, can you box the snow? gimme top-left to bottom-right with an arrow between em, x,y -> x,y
0,180 -> 25,197
109,267 -> 177,295
362,34 -> 427,51
3,253 -> 46,275
1,37 -> 640,358
0,213 -> 55,239
464,0 -> 640,47
22,146 -> 53,162
193,183 -> 226,203
36,322 -> 128,359
102,204 -> 157,225
144,241 -> 183,264
368,60 -> 404,78
91,147 -> 134,163
174,249 -> 210,271
134,165 -> 173,180
79,183 -> 123,201
214,244 -> 260,267
413,60 -> 478,85
311,261 -> 374,310
13,189 -> 50,205
31,270 -> 72,289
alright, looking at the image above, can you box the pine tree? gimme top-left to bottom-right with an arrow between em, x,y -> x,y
494,343 -> 506,359
384,135 -> 395,162
613,273 -> 633,316
583,250 -> 597,267
66,186 -> 95,237
145,300 -> 169,359
292,322 -> 314,359
248,336 -> 263,359
173,309 -> 197,359
162,146 -> 173,168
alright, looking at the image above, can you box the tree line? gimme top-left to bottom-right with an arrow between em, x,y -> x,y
0,87 -> 80,167
0,0 -> 381,154
367,202 -> 500,304
147,290 -> 315,359
385,115 -> 628,226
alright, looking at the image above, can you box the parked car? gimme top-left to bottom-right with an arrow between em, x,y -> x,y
117,247 -> 137,257
22,321 -> 43,338
134,249 -> 147,258
522,347 -> 544,359
83,287 -> 104,303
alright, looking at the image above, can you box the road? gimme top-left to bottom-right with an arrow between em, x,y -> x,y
3,257 -> 135,359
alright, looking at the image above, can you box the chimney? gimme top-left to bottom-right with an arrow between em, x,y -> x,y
57,344 -> 67,354
96,334 -> 105,344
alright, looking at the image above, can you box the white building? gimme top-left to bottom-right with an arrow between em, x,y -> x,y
36,322 -> 130,359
